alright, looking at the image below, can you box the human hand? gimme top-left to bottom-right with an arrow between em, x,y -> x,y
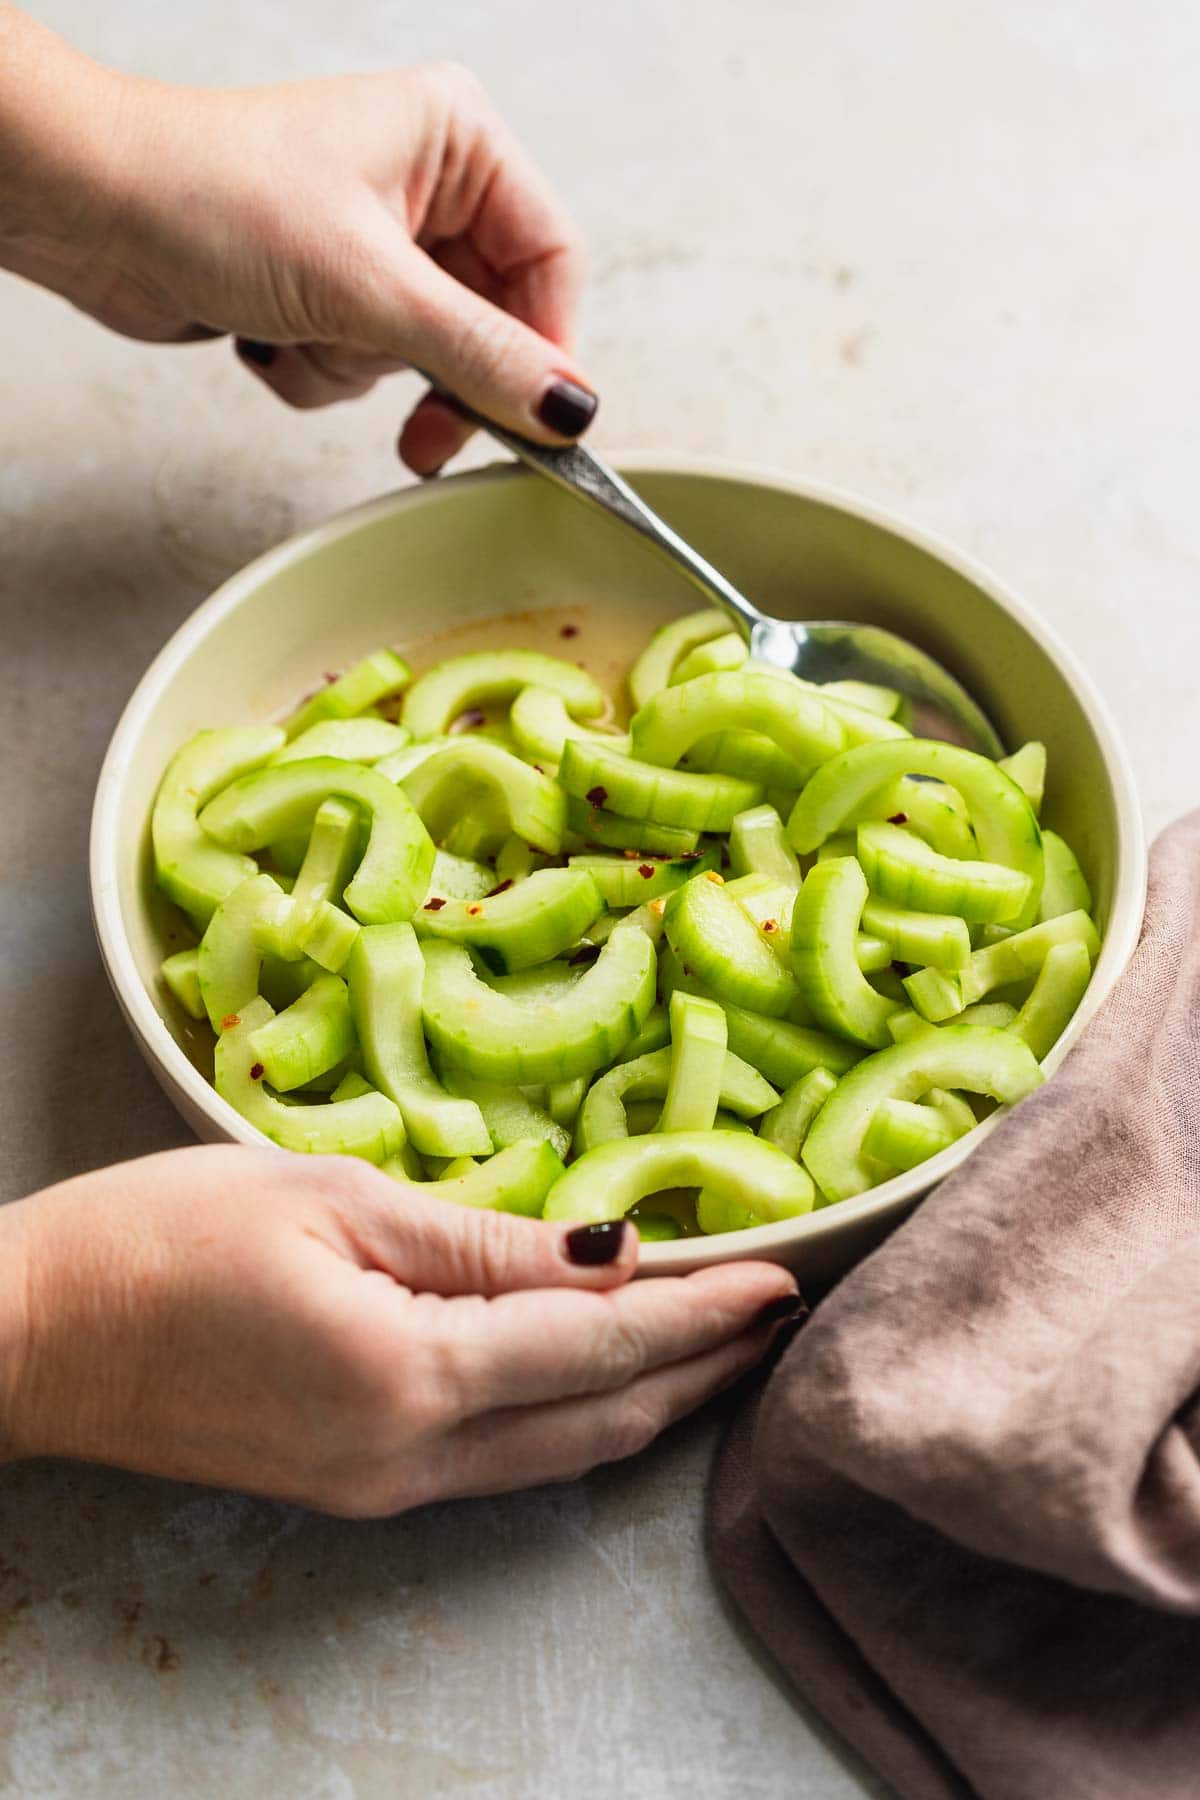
0,1145 -> 801,1515
0,12 -> 592,473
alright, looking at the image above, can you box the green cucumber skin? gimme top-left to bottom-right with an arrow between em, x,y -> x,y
246,974 -> 356,1093
153,724 -> 286,929
198,873 -> 286,1030
272,718 -> 410,767
215,997 -> 406,1162
802,1024 -> 1043,1201
758,1067 -> 838,1160
908,909 -> 1100,1017
631,670 -> 845,777
413,868 -> 602,972
402,650 -> 604,740
543,1130 -> 814,1225
859,894 -> 971,972
1009,938 -> 1093,1060
664,875 -> 799,1018
567,850 -> 717,909
857,821 -> 1032,926
729,805 -> 802,889
199,757 -> 435,926
863,1097 -> 957,1171
398,737 -> 567,858
658,992 -> 729,1134
560,739 -> 762,834
423,927 -> 657,1084
628,609 -> 728,712
283,649 -> 412,739
347,923 -> 492,1157
565,797 -> 701,856
669,631 -> 748,685
791,858 -> 898,1049
1038,830 -> 1093,922
417,1139 -> 566,1216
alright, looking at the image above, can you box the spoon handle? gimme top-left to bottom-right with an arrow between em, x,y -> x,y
419,379 -> 765,642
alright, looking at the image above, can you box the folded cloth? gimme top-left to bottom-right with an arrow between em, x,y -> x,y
710,810 -> 1200,1800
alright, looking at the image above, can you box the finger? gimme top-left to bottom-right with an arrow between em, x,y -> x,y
422,1262 -> 802,1414
234,340 -> 407,410
397,390 -> 475,477
403,1322 -> 783,1506
328,1165 -> 640,1297
389,245 -> 598,444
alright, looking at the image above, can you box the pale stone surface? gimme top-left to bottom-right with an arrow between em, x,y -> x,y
2,0 -> 1197,1793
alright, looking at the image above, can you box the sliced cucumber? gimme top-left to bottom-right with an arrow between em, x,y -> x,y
905,909 -> 1100,1019
281,796 -> 361,954
565,796 -> 701,856
347,923 -> 492,1157
617,1003 -> 672,1063
998,741 -> 1046,816
402,650 -> 604,740
424,849 -> 494,905
441,1070 -> 571,1160
422,925 -> 656,1083
546,1075 -> 588,1127
567,849 -> 717,909
631,670 -> 845,776
1038,830 -> 1093,922
510,684 -> 630,765
791,858 -> 898,1049
664,872 -> 798,1017
660,946 -> 863,1084
659,991 -> 729,1133
215,997 -> 405,1162
152,724 -> 286,928
758,1066 -> 838,1159
728,805 -> 802,888
628,608 -> 728,711
160,947 -> 205,1020
820,680 -> 901,719
849,774 -> 977,860
560,738 -> 762,834
857,821 -> 1032,925
397,737 -> 566,857
543,1130 -> 814,1226
272,718 -> 410,766
283,649 -> 411,739
414,867 -> 602,973
863,1098 -> 958,1171
669,632 -> 749,684
686,728 -> 809,788
486,959 -> 583,1006
421,1139 -> 566,1216
246,974 -> 356,1093
802,1024 -> 1043,1201
198,872 -> 287,1030
574,1044 -> 776,1153
199,757 -> 434,926
726,872 -> 796,967
860,894 -> 971,972
1008,938 -> 1093,1059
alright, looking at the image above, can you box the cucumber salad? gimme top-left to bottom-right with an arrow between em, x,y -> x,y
150,609 -> 1099,1238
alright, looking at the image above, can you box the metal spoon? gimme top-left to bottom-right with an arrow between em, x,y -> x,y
423,386 -> 1004,756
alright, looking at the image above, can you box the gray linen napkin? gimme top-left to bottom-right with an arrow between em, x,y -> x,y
710,809 -> 1200,1800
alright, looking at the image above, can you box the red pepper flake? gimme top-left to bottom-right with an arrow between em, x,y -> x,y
560,623 -> 579,639
220,1013 -> 241,1031
887,812 -> 908,825
423,896 -> 447,912
532,764 -> 544,774
249,1062 -> 265,1081
638,864 -> 655,879
762,919 -> 779,934
485,878 -> 514,898
323,671 -> 338,685
466,902 -> 484,917
586,785 -> 608,807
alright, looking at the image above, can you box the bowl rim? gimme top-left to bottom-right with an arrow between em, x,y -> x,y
90,453 -> 1147,1269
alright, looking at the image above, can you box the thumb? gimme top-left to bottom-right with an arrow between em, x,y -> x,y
391,247 -> 599,444
334,1164 -> 637,1298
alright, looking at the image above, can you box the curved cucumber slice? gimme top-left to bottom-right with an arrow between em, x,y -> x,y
998,741 -> 1046,816
153,725 -> 285,928
670,632 -> 748,684
1038,830 -> 1093,922
510,685 -> 630,765
284,649 -> 411,739
282,796 -> 361,953
565,797 -> 700,856
199,757 -> 434,926
198,873 -> 287,1030
820,680 -> 901,719
568,850 -> 717,909
617,1003 -> 671,1063
729,805 -> 802,889
664,872 -> 798,1017
272,718 -> 410,766
414,868 -> 601,973
659,991 -> 729,1133
923,1087 -> 979,1136
791,859 -> 898,1049
905,909 -> 1100,1019
347,923 -> 491,1157
758,1066 -> 838,1159
215,997 -> 405,1162
686,729 -> 807,788
423,1139 -> 566,1216
802,1024 -> 1043,1201
161,948 -> 205,1020
1008,938 -> 1092,1059
402,650 -> 604,740
660,945 -> 863,1083
543,1130 -> 814,1225
628,608 -> 728,711
575,1044 -> 776,1153
788,740 -> 1043,906
422,925 -> 656,1083
631,671 -> 845,776
398,738 -> 566,857
863,1098 -> 958,1171
849,775 -> 976,861
246,974 -> 355,1092
857,821 -> 1032,925
441,1071 -> 571,1160
860,894 -> 971,972
560,738 -> 762,834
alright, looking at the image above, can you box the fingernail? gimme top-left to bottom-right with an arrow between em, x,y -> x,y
236,337 -> 277,368
564,1220 -> 627,1265
754,1293 -> 807,1331
537,377 -> 598,438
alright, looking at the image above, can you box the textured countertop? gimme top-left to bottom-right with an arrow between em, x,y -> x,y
3,1 -> 1198,1794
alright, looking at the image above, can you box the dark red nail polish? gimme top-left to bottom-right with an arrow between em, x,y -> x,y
754,1293 -> 807,1331
236,337 -> 277,368
537,378 -> 598,438
565,1220 -> 627,1265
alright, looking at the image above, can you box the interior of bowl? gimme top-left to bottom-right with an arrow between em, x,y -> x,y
94,460 -> 1144,1279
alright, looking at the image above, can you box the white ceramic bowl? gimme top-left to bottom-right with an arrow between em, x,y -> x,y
90,458 -> 1146,1279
